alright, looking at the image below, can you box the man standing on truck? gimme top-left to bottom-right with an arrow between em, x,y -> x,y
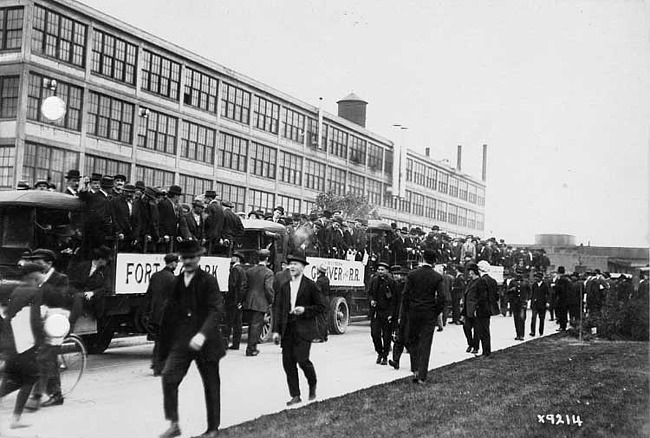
243,249 -> 274,357
158,240 -> 225,438
272,254 -> 325,406
366,261 -> 397,365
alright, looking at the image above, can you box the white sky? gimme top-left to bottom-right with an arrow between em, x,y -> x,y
81,0 -> 649,247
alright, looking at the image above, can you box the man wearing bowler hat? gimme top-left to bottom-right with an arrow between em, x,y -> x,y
63,170 -> 81,196
158,240 -> 225,438
272,254 -> 325,406
112,174 -> 127,196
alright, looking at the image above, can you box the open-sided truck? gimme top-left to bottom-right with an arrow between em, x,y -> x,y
0,190 -> 369,353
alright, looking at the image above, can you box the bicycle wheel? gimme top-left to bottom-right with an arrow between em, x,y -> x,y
58,334 -> 87,397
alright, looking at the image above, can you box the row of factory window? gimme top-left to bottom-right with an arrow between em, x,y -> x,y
1,5 -> 389,171
0,142 -> 484,230
406,158 -> 485,207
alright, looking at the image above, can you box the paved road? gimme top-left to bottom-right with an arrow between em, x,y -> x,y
0,311 -> 554,438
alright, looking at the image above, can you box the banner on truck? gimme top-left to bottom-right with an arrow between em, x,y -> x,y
114,253 -> 231,294
304,257 -> 365,287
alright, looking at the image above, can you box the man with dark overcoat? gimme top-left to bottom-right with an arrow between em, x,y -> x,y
179,197 -> 205,242
367,261 -> 397,364
225,251 -> 247,350
314,264 -> 331,343
112,184 -> 137,251
158,240 -> 225,438
67,245 -> 113,323
529,271 -> 549,336
144,253 -> 178,376
243,249 -> 274,356
204,190 -> 225,254
507,270 -> 530,340
157,185 -> 182,252
401,249 -> 446,383
271,254 -> 325,406
554,266 -> 572,331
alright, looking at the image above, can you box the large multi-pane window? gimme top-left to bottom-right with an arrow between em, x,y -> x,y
180,121 -> 215,164
0,7 -> 23,51
399,191 -> 411,214
217,132 -> 247,172
304,159 -> 325,192
306,117 -> 322,149
348,172 -> 364,196
449,176 -> 459,198
477,212 -> 484,231
367,143 -> 382,171
23,143 -> 79,190
87,92 -> 134,144
448,203 -> 458,225
281,107 -> 305,143
136,165 -> 173,189
249,189 -> 275,213
141,50 -> 181,100
412,192 -> 425,217
349,135 -> 366,166
327,126 -> 348,159
413,160 -> 426,186
469,184 -> 477,204
458,207 -> 467,228
0,76 -> 19,118
277,195 -> 301,216
406,159 -> 413,182
85,154 -> 131,180
0,146 -> 14,188
438,172 -> 449,194
424,197 -> 436,219
384,149 -> 393,175
31,6 -> 86,67
91,29 -> 137,85
179,174 -> 211,204
27,73 -> 83,131
303,200 -> 316,214
249,142 -> 276,179
426,167 -> 437,190
366,179 -> 382,205
221,82 -> 250,124
468,210 -> 476,229
327,167 -> 346,195
459,180 -> 468,201
478,186 -> 485,206
278,151 -> 302,185
183,67 -> 218,113
215,182 -> 246,212
437,200 -> 447,222
137,109 -> 177,155
253,95 -> 279,134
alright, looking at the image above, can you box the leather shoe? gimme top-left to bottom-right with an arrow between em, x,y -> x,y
191,430 -> 219,438
388,359 -> 399,370
286,396 -> 302,406
529,333 -> 535,337
41,395 -> 64,407
308,385 -> 317,401
245,350 -> 259,357
380,357 -> 388,366
437,327 -> 443,332
159,422 -> 181,438
465,346 -> 472,353
228,345 -> 239,350
376,355 -> 382,364
411,371 -> 419,382
24,397 -> 41,411
470,348 -> 479,354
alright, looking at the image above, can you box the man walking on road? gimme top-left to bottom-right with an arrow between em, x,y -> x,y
366,261 -> 397,365
158,240 -> 225,438
507,271 -> 530,340
314,265 -> 331,343
529,271 -> 549,336
554,266 -> 572,331
401,249 -> 446,383
243,249 -> 275,356
272,255 -> 325,406
225,251 -> 247,350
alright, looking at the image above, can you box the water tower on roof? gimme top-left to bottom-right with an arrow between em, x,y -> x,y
337,93 -> 367,128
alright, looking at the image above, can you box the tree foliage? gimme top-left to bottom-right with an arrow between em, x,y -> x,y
313,191 -> 379,220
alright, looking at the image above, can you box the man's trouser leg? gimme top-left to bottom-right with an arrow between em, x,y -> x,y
195,355 -> 221,432
475,316 -> 491,355
246,310 -> 264,353
463,316 -> 477,349
530,308 -> 538,335
556,306 -> 568,330
451,292 -> 461,322
162,349 -> 193,423
227,306 -> 242,348
537,308 -> 546,335
409,311 -> 436,381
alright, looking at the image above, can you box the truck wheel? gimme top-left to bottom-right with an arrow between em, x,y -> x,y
329,297 -> 349,334
82,319 -> 116,354
260,310 -> 273,343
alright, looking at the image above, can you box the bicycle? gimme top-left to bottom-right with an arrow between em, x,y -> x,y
57,333 -> 87,397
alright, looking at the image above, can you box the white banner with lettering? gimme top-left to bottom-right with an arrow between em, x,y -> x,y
304,257 -> 365,287
114,253 -> 231,294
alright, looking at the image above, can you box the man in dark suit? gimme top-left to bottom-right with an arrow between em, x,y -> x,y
112,184 -> 137,252
67,245 -> 113,324
158,240 -> 225,438
272,254 -> 325,406
507,271 -> 530,341
367,261 -> 397,364
225,251 -> 247,350
79,176 -> 114,257
243,249 -> 274,356
157,185 -> 182,252
144,253 -> 178,376
314,265 -> 331,343
451,266 -> 466,325
463,263 -> 491,356
63,169 -> 80,197
204,190 -> 225,254
179,196 -> 205,242
134,187 -> 160,252
529,271 -> 549,336
554,266 -> 572,331
401,249 -> 446,383
221,200 -> 244,248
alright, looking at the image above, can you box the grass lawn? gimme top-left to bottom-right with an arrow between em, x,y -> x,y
220,335 -> 649,438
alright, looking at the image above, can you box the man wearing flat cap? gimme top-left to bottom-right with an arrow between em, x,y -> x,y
272,254 -> 325,406
158,240 -> 225,438
144,253 -> 179,376
367,261 -> 397,365
243,249 -> 275,356
157,185 -> 182,252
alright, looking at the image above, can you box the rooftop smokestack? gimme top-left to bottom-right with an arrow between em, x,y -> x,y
457,145 -> 462,171
482,144 -> 488,182
425,147 -> 430,157
337,93 -> 367,127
